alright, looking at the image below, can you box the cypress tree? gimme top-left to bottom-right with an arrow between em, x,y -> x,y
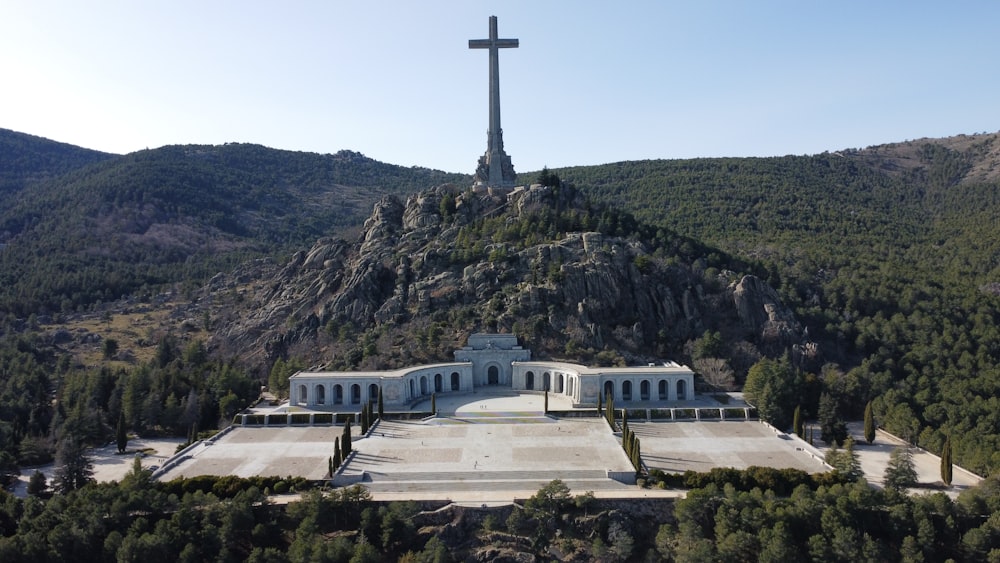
792,405 -> 803,439
941,435 -> 953,486
360,405 -> 369,435
544,390 -> 549,414
116,410 -> 128,454
597,392 -> 602,415
342,420 -> 352,458
333,437 -> 342,471
328,456 -> 333,478
863,401 -> 875,444
431,393 -> 437,415
377,386 -> 384,419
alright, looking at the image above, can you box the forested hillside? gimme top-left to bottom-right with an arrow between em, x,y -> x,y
0,129 -> 114,198
548,133 -> 1000,474
0,139 -> 468,316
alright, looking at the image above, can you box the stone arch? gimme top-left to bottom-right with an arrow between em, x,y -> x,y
315,384 -> 326,405
658,380 -> 667,400
409,379 -> 416,399
298,384 -> 308,405
525,371 -> 535,390
677,379 -> 687,400
556,373 -> 564,393
434,373 -> 443,393
603,380 -> 614,401
350,384 -> 361,404
623,380 -> 633,401
451,372 -> 460,391
334,384 -> 344,404
543,372 -> 551,391
567,377 -> 574,397
488,365 -> 499,385
640,380 -> 650,401
368,383 -> 378,404
420,376 -> 428,395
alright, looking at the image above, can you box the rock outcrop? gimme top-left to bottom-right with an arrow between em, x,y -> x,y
211,183 -> 804,373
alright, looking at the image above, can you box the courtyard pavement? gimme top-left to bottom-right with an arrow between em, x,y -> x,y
635,419 -> 830,475
154,389 -> 827,502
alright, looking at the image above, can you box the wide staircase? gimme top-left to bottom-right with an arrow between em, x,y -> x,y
359,468 -> 629,494
428,410 -> 554,425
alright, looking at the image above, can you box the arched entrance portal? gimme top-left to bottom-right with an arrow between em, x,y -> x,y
525,371 -> 535,390
488,365 -> 499,385
603,381 -> 614,401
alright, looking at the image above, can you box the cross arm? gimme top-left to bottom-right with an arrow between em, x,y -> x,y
469,39 -> 519,49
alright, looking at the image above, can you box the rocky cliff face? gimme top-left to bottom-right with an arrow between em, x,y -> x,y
210,183 -> 803,374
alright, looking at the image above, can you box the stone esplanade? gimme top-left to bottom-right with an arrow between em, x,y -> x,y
288,333 -> 694,409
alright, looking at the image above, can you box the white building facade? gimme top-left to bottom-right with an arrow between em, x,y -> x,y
288,333 -> 694,409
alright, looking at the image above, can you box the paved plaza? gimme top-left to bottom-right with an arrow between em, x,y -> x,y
635,420 -> 829,474
157,390 -> 842,501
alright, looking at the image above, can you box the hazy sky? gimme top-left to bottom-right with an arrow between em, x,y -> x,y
2,1 -> 998,173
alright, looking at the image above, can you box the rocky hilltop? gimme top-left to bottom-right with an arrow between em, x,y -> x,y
209,181 -> 804,376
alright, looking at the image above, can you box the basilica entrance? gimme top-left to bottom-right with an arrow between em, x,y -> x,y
488,365 -> 499,385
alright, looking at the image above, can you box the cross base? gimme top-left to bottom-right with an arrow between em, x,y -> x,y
474,150 -> 517,188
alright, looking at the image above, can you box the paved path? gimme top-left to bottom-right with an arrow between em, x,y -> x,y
813,422 -> 982,497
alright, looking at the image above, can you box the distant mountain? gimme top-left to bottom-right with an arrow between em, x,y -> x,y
0,128 -> 115,196
0,136 -> 469,316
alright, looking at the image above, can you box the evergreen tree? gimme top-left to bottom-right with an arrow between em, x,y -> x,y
431,393 -> 437,415
121,455 -> 151,490
360,405 -> 369,435
818,393 -> 848,445
544,390 -> 548,413
633,438 -> 641,471
377,386 -> 384,419
116,410 -> 128,454
333,437 -> 342,471
342,421 -> 352,458
53,437 -> 94,494
826,437 -> 864,481
27,470 -> 47,496
597,392 -> 602,415
863,401 -> 875,444
884,446 -> 917,490
941,435 -> 953,486
743,355 -> 801,430
844,437 -> 863,481
792,405 -> 804,438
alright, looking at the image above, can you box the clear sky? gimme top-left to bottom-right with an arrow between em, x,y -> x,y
2,1 -> 998,174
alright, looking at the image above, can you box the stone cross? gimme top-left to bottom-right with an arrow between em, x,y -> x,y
469,15 -> 518,187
